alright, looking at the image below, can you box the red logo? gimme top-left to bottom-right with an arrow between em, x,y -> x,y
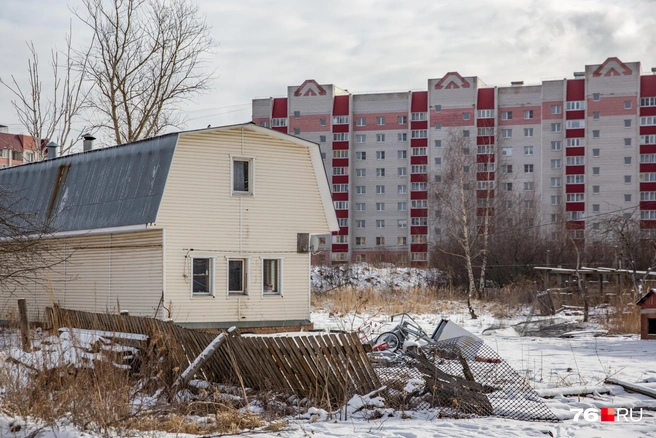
601,408 -> 615,422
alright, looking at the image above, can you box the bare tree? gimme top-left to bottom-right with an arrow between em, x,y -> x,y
74,0 -> 215,144
0,26 -> 90,159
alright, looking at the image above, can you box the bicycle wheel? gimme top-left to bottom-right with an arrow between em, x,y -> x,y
374,331 -> 402,352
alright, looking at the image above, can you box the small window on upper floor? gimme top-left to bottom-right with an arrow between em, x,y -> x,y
232,157 -> 253,195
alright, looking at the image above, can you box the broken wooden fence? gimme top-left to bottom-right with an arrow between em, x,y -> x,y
45,306 -> 379,404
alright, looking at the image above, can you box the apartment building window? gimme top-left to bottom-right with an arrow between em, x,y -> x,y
333,150 -> 348,158
642,135 -> 656,144
398,202 -> 407,211
592,167 -> 600,175
566,175 -> 584,184
356,202 -> 366,211
567,138 -> 582,147
398,115 -> 407,124
502,164 -> 513,174
333,115 -> 349,124
524,164 -> 534,173
524,182 -> 534,190
524,110 -> 534,119
551,196 -> 561,205
232,158 -> 253,195
376,219 -> 385,228
592,148 -> 600,157
625,100 -> 632,109
411,182 -> 427,191
463,129 -> 470,138
398,133 -> 407,142
463,112 -> 471,120
434,175 -> 442,182
411,112 -> 427,121
411,217 -> 428,226
551,105 -> 562,115
355,117 -> 366,126
624,119 -> 632,128
333,201 -> 349,210
398,237 -> 407,245
551,177 -> 561,187
593,93 -> 600,101
412,147 -> 427,156
477,109 -> 494,118
332,184 -> 349,192
524,128 -> 534,137
624,175 -> 632,184
228,258 -> 248,295
398,167 -> 407,176
502,182 -> 513,191
641,153 -> 656,163
398,219 -> 407,228
624,157 -> 632,165
567,120 -> 585,129
355,237 -> 366,246
524,200 -> 534,208
501,147 -> 512,156
332,253 -> 348,262
356,134 -> 366,143
566,101 -> 585,111
356,220 -> 365,228
567,211 -> 585,220
376,185 -> 385,194
398,184 -> 407,194
262,259 -> 282,295
293,111 -> 300,118
271,118 -> 287,127
411,130 -> 427,138
356,185 -> 366,194
376,150 -> 385,160
501,129 -> 512,138
320,118 -> 326,126
501,111 -> 512,120
376,237 -> 385,246
321,152 -> 326,159
551,141 -> 562,151
260,121 -> 269,128
641,97 -> 656,107
376,168 -> 386,177
320,135 -> 326,142
356,168 -> 366,177
434,122 -> 442,130
567,156 -> 584,165
356,151 -> 366,160
478,127 -> 494,136
376,202 -> 385,211
411,253 -> 428,262
333,133 -> 349,141
377,116 -> 385,125
332,167 -> 346,175
593,185 -> 600,194
477,145 -> 494,154
592,204 -> 600,212
625,194 -> 632,202
551,214 -> 558,224
524,146 -> 534,155
551,159 -> 561,169
642,211 -> 656,220
593,111 -> 600,120
377,134 -> 386,142
567,194 -> 584,202
641,116 -> 656,126
551,123 -> 561,132
398,150 -> 407,159
412,165 -> 427,173
192,258 -> 213,295
434,158 -> 442,165
625,138 -> 632,146
411,200 -> 427,208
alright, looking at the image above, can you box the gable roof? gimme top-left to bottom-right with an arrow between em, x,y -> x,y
637,289 -> 656,306
0,134 -> 178,233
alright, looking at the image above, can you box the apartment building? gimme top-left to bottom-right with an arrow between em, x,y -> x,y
252,57 -> 656,265
0,125 -> 38,166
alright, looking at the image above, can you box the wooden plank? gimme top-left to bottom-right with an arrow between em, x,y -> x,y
17,299 -> 32,352
337,333 -> 368,393
269,335 -> 305,393
295,335 -> 329,395
605,378 -> 656,399
279,336 -> 315,391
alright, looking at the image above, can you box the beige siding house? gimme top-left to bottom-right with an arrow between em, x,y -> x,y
0,123 -> 338,329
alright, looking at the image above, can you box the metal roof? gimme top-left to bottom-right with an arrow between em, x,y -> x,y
0,134 -> 178,233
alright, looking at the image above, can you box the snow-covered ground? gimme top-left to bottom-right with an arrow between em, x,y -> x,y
2,301 -> 655,437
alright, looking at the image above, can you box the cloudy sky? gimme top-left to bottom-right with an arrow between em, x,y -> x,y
1,0 -> 656,140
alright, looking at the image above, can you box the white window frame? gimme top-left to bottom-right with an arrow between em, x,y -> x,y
191,256 -> 215,297
227,257 -> 250,297
230,156 -> 255,197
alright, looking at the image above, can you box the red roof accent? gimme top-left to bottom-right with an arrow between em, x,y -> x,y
434,72 -> 471,90
294,80 -> 327,97
592,57 -> 632,77
637,289 -> 656,305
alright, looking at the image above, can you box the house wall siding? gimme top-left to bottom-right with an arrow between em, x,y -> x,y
154,128 -> 331,326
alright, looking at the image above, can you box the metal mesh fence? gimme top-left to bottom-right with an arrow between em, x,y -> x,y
370,335 -> 558,422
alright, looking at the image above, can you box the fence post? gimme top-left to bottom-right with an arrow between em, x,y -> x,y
17,299 -> 31,352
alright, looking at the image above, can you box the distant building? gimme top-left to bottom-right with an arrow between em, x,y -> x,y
0,123 -> 338,330
252,57 -> 656,265
0,125 -> 38,166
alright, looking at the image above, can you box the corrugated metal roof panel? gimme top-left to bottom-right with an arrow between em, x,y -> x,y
0,134 -> 177,232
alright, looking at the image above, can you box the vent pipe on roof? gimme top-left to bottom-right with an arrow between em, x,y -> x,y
0,125 -> 8,133
46,141 -> 59,160
83,133 -> 96,152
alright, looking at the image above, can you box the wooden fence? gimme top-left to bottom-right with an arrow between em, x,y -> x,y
46,306 -> 379,404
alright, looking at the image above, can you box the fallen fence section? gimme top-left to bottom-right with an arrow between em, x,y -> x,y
45,306 -> 379,405
370,335 -> 559,422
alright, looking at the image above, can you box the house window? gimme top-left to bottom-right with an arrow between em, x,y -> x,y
232,158 -> 253,195
551,195 -> 561,205
551,159 -> 561,169
567,120 -> 585,129
592,167 -> 600,175
625,194 -> 632,202
333,133 -> 349,141
625,157 -> 632,165
228,259 -> 247,295
625,100 -> 632,109
411,130 -> 427,138
262,259 -> 282,295
192,258 -> 213,295
593,185 -> 600,194
477,109 -> 494,118
625,175 -> 632,184
648,319 -> 656,335
271,118 -> 287,127
356,203 -> 366,211
260,121 -> 269,128
502,164 -> 513,174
